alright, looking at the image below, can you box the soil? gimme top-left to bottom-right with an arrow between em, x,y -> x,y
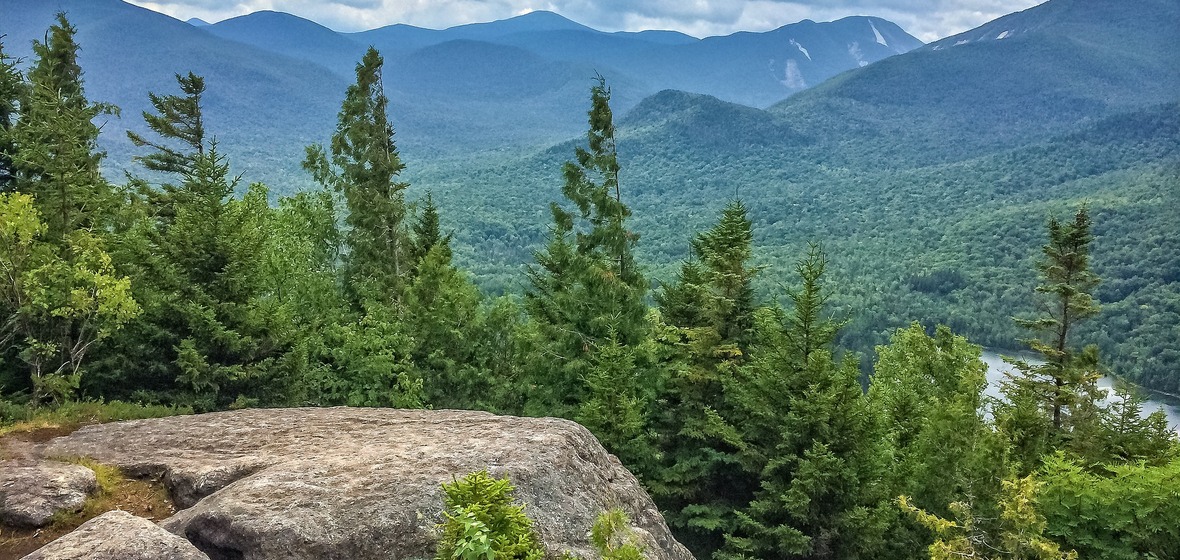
0,427 -> 177,560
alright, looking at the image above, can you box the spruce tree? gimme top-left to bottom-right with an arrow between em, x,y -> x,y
304,47 -> 410,307
525,76 -> 648,410
651,200 -> 761,556
720,244 -> 889,560
1001,206 -> 1104,466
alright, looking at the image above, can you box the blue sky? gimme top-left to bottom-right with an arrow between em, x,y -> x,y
125,0 -> 1044,42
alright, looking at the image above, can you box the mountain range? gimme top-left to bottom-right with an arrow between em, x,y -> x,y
0,0 -> 921,176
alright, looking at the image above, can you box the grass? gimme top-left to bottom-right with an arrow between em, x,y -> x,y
0,400 -> 191,438
0,458 -> 175,559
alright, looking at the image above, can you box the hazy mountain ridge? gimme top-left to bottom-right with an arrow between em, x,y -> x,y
0,0 -> 922,170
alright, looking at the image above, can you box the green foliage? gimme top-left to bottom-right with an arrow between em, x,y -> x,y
0,193 -> 139,404
1008,207 -> 1102,432
523,78 -> 653,460
126,71 -> 205,176
719,244 -> 890,560
870,323 -> 1006,558
900,475 -> 1078,560
590,508 -> 646,560
1040,454 -> 1180,560
0,37 -> 25,191
11,13 -> 117,242
435,471 -> 544,560
304,46 -> 411,306
650,201 -> 761,556
0,399 -> 189,435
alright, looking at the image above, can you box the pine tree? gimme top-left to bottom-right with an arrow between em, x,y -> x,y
525,76 -> 648,412
1001,206 -> 1104,466
304,47 -> 410,308
720,244 -> 889,560
651,201 -> 761,556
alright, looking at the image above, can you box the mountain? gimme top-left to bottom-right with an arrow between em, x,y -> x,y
0,0 -> 347,185
186,17 -> 210,26
402,0 -> 1180,393
205,11 -> 366,73
770,0 -> 1180,163
0,0 -> 924,170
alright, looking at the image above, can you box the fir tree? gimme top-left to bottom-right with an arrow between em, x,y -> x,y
11,13 -> 117,241
1001,206 -> 1104,466
0,38 -> 25,191
304,47 -> 410,308
525,76 -> 648,411
720,244 -> 889,560
524,77 -> 654,471
652,201 -> 761,556
127,72 -> 205,175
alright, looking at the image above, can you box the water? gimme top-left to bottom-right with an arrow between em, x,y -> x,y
980,350 -> 1180,432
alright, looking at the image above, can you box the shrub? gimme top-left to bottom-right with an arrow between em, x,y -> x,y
435,470 -> 544,560
591,508 -> 645,560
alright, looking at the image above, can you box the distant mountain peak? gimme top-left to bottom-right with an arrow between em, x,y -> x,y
186,17 -> 210,26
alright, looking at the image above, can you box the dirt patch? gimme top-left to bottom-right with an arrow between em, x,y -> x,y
0,468 -> 176,560
0,427 -> 79,463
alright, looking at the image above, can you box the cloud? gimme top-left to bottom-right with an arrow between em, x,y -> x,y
125,0 -> 1044,41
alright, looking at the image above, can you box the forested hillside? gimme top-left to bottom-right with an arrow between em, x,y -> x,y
406,0 -> 1180,394
1,10 -> 1179,560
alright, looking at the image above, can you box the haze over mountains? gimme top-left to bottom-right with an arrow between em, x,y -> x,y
1,0 -> 1178,393
0,0 -> 920,177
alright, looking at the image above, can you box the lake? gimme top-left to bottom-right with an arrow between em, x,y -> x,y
980,350 -> 1180,432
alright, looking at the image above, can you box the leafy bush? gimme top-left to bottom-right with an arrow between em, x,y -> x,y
435,471 -> 544,560
591,508 -> 645,560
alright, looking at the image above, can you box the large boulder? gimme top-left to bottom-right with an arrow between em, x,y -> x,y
22,509 -> 210,560
43,408 -> 694,560
0,461 -> 96,528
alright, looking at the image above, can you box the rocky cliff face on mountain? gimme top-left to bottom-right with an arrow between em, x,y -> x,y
16,408 -> 692,560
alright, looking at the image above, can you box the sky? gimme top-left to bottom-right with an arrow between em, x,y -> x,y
123,0 -> 1045,43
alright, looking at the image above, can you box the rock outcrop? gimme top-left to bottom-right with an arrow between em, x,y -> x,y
0,461 -> 96,527
22,509 -> 211,560
40,407 -> 693,560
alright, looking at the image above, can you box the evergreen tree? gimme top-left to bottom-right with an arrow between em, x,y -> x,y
0,15 -> 134,403
411,193 -> 452,268
720,244 -> 889,560
1001,207 -> 1104,467
525,76 -> 648,411
304,47 -> 410,308
0,38 -> 24,191
651,201 -> 761,556
524,77 -> 654,471
127,72 -> 205,175
11,13 -> 117,242
89,73 -> 297,408
870,323 -> 1006,558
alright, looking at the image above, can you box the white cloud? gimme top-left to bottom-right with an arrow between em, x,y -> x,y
124,0 -> 1044,41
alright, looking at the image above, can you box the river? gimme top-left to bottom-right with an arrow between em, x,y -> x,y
980,351 -> 1180,432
